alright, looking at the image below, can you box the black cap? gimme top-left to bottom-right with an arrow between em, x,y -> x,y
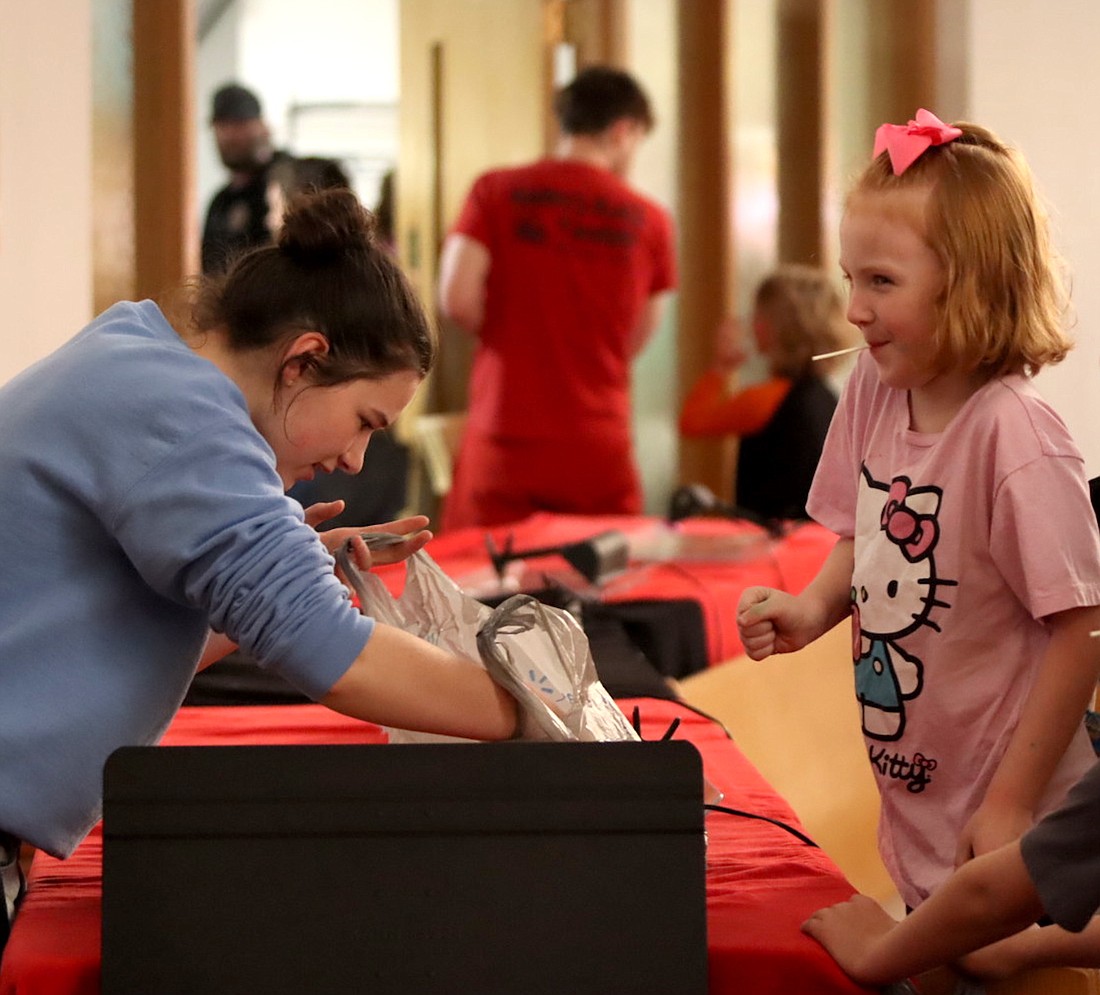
211,83 -> 262,123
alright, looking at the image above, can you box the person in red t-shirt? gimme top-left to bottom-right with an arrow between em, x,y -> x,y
437,66 -> 677,531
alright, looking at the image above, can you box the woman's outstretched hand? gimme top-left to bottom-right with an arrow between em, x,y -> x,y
304,501 -> 433,572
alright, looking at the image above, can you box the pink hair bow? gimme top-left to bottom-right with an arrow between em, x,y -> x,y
873,108 -> 962,175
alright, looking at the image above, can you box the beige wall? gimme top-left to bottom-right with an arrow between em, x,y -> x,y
93,0 -> 136,314
0,0 -> 94,385
398,0 -> 546,416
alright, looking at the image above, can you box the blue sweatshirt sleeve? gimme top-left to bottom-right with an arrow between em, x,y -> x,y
107,400 -> 374,701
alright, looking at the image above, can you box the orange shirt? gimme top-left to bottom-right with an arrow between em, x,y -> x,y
679,369 -> 793,438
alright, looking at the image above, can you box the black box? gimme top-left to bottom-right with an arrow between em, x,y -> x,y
102,741 -> 707,994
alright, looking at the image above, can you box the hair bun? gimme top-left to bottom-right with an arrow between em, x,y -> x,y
278,187 -> 376,264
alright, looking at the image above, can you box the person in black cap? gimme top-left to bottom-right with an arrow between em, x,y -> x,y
200,83 -> 291,274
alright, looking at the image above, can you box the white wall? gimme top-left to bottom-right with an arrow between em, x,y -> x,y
238,0 -> 399,120
965,0 -> 1100,475
0,0 -> 94,386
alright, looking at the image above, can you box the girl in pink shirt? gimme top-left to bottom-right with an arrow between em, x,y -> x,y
737,111 -> 1100,926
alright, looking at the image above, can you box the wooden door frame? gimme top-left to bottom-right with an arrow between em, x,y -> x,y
132,0 -> 196,300
676,0 -> 734,495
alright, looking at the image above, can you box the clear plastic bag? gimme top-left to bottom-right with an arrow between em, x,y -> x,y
337,536 -> 639,745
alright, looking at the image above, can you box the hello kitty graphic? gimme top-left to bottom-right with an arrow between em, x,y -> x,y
853,465 -> 956,741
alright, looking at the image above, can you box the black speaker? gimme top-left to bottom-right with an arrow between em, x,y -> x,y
102,741 -> 707,994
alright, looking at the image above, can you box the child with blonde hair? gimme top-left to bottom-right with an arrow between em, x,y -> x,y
737,109 -> 1100,927
680,264 -> 854,521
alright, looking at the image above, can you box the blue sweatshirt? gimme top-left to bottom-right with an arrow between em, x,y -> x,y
0,301 -> 374,856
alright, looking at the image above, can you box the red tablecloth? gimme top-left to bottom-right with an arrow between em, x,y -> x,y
383,512 -> 837,664
0,700 -> 871,995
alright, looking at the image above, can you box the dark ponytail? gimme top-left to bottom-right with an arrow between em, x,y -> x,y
191,187 -> 435,384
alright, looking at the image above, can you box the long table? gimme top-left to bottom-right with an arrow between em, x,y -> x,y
386,512 -> 837,666
0,699 -> 872,995
184,513 -> 836,708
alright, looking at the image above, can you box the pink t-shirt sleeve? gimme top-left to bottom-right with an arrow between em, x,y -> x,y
991,448 -> 1100,620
